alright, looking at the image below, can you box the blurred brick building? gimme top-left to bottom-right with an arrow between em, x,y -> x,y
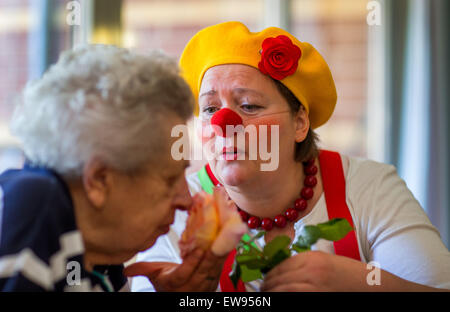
0,0 -> 370,172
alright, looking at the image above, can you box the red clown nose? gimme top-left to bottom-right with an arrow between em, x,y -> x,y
210,108 -> 243,137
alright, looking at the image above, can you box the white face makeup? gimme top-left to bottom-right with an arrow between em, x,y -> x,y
195,64 -> 301,186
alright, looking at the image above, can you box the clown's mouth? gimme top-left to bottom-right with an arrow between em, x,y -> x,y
222,147 -> 241,160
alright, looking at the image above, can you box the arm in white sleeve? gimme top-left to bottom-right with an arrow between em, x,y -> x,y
348,159 -> 450,289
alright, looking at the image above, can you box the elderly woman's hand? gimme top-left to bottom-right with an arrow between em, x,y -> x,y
124,248 -> 226,291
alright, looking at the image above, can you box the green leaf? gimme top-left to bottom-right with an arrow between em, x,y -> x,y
263,235 -> 291,259
264,249 -> 291,273
292,219 -> 353,251
236,254 -> 260,265
292,237 -> 309,249
291,244 -> 310,253
316,218 -> 353,241
240,264 -> 262,282
245,260 -> 268,270
294,225 -> 321,248
230,219 -> 353,288
236,253 -> 267,269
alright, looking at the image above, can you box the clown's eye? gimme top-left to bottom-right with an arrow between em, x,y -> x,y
202,106 -> 220,115
240,104 -> 262,113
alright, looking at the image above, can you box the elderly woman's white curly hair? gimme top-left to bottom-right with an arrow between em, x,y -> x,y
10,44 -> 193,177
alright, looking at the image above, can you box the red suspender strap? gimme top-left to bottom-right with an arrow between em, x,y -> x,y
318,150 -> 361,261
220,249 -> 246,292
205,163 -> 221,186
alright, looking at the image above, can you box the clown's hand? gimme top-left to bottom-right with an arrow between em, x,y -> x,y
125,187 -> 247,291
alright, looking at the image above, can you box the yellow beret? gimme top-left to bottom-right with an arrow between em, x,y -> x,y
179,21 -> 337,129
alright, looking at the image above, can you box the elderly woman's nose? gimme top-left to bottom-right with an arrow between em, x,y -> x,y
173,178 -> 193,211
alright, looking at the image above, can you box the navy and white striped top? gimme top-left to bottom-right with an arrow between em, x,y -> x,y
0,165 -> 127,291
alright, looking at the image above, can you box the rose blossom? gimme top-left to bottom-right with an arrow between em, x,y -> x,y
258,35 -> 302,80
179,187 -> 247,258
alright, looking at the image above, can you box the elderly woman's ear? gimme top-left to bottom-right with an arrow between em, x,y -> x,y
81,158 -> 110,209
294,106 -> 310,143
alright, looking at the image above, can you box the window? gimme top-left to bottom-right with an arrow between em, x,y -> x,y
0,0 -> 30,172
0,0 -> 72,173
290,0 -> 370,158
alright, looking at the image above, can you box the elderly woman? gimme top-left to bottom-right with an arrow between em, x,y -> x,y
130,22 -> 450,292
0,45 -> 229,291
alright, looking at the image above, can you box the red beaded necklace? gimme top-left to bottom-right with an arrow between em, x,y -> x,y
237,158 -> 318,231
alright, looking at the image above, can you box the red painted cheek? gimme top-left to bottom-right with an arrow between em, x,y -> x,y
245,116 -> 283,141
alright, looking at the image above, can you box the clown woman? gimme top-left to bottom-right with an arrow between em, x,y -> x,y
130,22 -> 450,292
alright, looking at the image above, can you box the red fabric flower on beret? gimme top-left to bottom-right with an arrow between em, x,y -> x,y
258,35 -> 302,80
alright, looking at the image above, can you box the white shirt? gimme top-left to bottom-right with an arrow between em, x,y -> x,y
131,154 -> 450,291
